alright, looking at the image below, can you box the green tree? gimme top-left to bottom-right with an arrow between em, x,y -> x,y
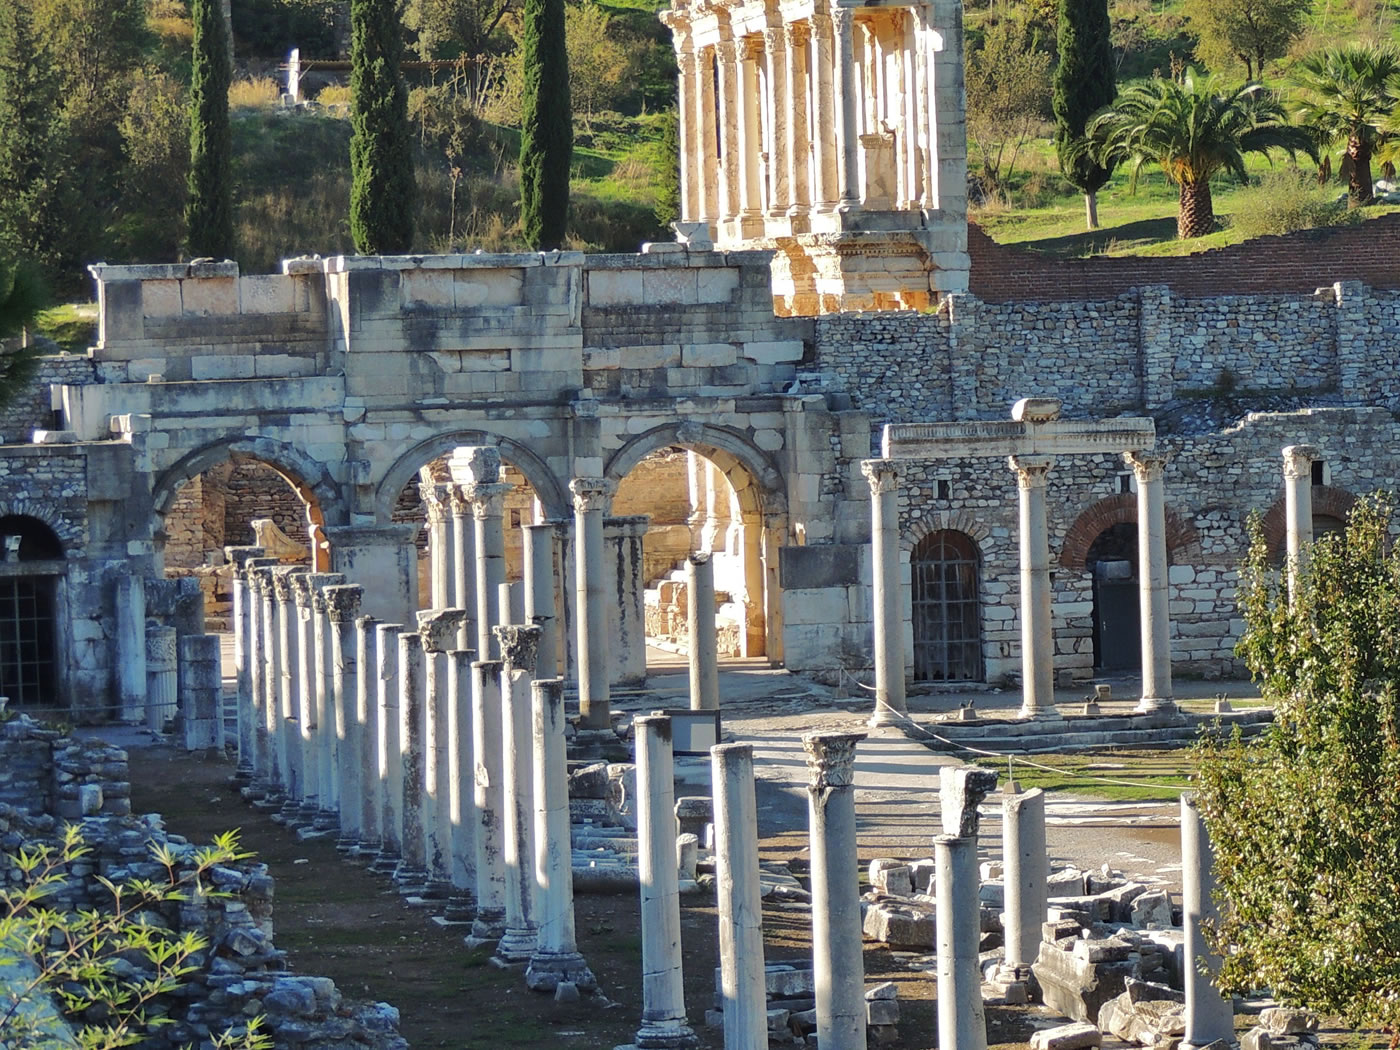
1185,0 -> 1309,82
350,0 -> 416,254
565,1 -> 628,127
1053,0 -> 1116,229
186,0 -> 235,259
0,2 -> 63,267
1292,43 -> 1400,208
518,0 -> 571,249
965,20 -> 1051,199
1087,70 -> 1313,238
1196,496 -> 1400,1033
653,107 -> 680,229
404,0 -> 514,62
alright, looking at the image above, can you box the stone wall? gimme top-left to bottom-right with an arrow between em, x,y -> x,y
0,716 -> 130,816
0,354 -> 95,441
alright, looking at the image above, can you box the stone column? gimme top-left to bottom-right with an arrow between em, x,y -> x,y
178,634 -> 221,751
810,13 -> 837,209
526,677 -> 596,993
571,478 -> 616,730
1008,455 -> 1055,719
785,22 -> 812,220
697,46 -> 719,224
420,609 -> 470,899
994,788 -> 1046,999
251,565 -> 281,793
372,622 -> 404,874
446,648 -> 476,922
225,546 -> 266,772
863,459 -> 906,726
325,523 -> 420,626
355,614 -> 382,857
737,37 -> 764,229
606,516 -> 650,687
523,523 -> 559,679
450,485 -> 477,650
396,629 -> 429,891
425,481 -> 452,610
272,567 -> 307,804
1126,451 -> 1175,714
763,26 -> 790,219
833,6 -> 860,207
245,559 -> 279,785
1282,444 -> 1320,604
686,553 -> 719,711
494,624 -> 542,966
715,37 -> 740,227
144,624 -> 178,733
804,732 -> 866,1050
634,715 -> 697,1049
712,743 -> 767,1050
936,767 -> 998,1050
116,574 -> 147,722
468,482 -> 510,660
311,573 -> 347,829
325,584 -> 363,850
290,573 -> 319,821
675,39 -> 699,222
467,658 -> 508,947
1180,794 -> 1233,1050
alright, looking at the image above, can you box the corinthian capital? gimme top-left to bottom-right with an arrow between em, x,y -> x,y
803,732 -> 865,790
1281,444 -> 1321,480
464,482 -> 511,520
861,459 -> 900,495
323,584 -> 364,623
494,624 -> 542,669
570,477 -> 617,516
1123,450 -> 1168,483
1007,454 -> 1054,490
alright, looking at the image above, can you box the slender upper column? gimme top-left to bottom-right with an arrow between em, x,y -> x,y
272,567 -> 307,801
697,46 -> 719,224
687,553 -> 719,711
116,575 -> 147,722
247,560 -> 281,786
674,36 -> 700,221
467,658 -> 507,947
804,732 -> 867,1050
445,647 -> 476,921
810,12 -> 837,208
762,26 -> 790,217
634,715 -> 697,1049
355,614 -> 382,855
736,37 -> 764,225
373,622 -> 404,872
1282,444 -> 1320,604
325,584 -> 364,846
396,629 -> 429,886
311,573 -> 346,826
1008,455 -> 1055,718
448,485 -> 476,645
467,482 -> 510,661
863,460 -> 906,726
425,481 -> 453,610
494,624 -> 543,965
523,523 -> 559,679
936,768 -> 997,1050
571,478 -> 616,730
715,37 -> 740,227
1126,451 -> 1175,713
226,546 -> 266,772
785,22 -> 812,219
420,609 -> 470,897
1181,794 -> 1234,1049
833,6 -> 860,206
712,743 -> 767,1050
290,573 -> 320,817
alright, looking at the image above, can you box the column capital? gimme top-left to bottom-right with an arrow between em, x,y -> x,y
785,21 -> 810,48
224,545 -> 267,569
832,6 -> 853,31
418,608 -> 471,652
715,36 -> 738,60
271,565 -> 307,602
687,551 -> 712,567
464,481 -> 512,519
762,25 -> 786,51
448,444 -> 501,486
307,572 -> 346,612
739,34 -> 764,61
323,584 -> 364,623
1282,444 -> 1321,480
861,458 -> 900,494
1124,450 -> 1169,483
802,731 -> 865,789
494,624 -> 542,670
810,9 -> 832,28
570,477 -> 617,515
289,571 -> 316,608
1007,455 -> 1054,489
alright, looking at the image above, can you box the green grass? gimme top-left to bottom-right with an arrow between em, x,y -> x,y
974,748 -> 1194,802
33,303 -> 97,353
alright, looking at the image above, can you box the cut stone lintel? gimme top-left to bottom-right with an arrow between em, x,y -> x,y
881,418 -> 1156,460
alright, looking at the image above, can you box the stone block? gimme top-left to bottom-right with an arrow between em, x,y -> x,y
400,269 -> 455,308
141,279 -> 183,318
1130,890 -> 1171,926
240,274 -> 296,313
191,355 -> 256,380
780,587 -> 851,626
766,967 -> 816,999
641,266 -> 699,304
181,276 -> 239,316
695,267 -> 739,302
1261,1007 -> 1318,1035
1032,941 -> 1131,1024
862,900 -> 934,948
1028,1022 -> 1101,1050
866,999 -> 899,1026
587,269 -> 644,306
743,339 -> 806,365
868,859 -> 913,897
779,544 -> 862,589
619,344 -> 680,370
681,342 -> 737,368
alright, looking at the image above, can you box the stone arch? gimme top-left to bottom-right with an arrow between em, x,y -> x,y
153,437 -> 344,525
603,422 -> 788,518
901,509 -> 991,555
374,430 -> 570,524
1059,494 -> 1201,570
0,499 -> 78,555
1259,485 -> 1357,555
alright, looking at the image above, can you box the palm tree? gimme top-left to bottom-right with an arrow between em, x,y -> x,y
1292,43 -> 1400,208
1086,70 -> 1314,238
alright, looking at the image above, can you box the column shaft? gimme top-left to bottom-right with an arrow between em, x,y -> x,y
1127,452 -> 1175,713
1181,795 -> 1233,1048
420,609 -> 469,897
785,23 -> 811,217
451,486 -> 477,650
712,744 -> 767,1050
737,39 -> 763,222
356,615 -> 382,853
715,39 -> 740,227
572,479 -> 615,730
470,483 -> 509,659
226,547 -> 264,769
325,585 -> 364,845
468,659 -> 507,946
676,44 -> 699,221
375,623 -> 405,870
698,47 -> 719,224
833,7 -> 860,205
763,27 -> 790,215
494,625 -> 543,964
523,523 -> 559,678
255,570 -> 281,791
292,576 -> 318,817
1282,444 -> 1320,604
273,569 -> 305,801
936,834 -> 987,1050
116,575 -> 147,722
811,14 -> 837,208
447,649 -> 476,919
864,460 -> 906,725
1000,789 -> 1047,975
179,635 -> 221,751
1009,456 -> 1055,718
397,631 -> 428,885
687,554 -> 719,711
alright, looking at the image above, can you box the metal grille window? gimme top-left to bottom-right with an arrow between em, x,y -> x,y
911,529 -> 984,683
0,577 -> 56,706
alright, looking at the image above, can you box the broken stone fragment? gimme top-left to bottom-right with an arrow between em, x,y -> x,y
1029,1021 -> 1102,1050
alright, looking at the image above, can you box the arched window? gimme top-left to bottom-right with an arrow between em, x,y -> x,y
911,530 -> 983,683
0,515 -> 63,706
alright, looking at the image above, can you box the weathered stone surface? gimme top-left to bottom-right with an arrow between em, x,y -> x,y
1029,1021 -> 1103,1050
869,858 -> 913,897
1098,991 -> 1185,1044
863,900 -> 934,948
1032,941 -> 1132,1024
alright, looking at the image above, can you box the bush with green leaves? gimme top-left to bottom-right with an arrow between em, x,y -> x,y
1227,167 -> 1349,239
1195,495 -> 1400,1032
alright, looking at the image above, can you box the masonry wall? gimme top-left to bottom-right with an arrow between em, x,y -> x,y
0,355 -> 95,440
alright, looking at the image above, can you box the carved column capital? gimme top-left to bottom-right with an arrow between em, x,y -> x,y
464,482 -> 511,520
861,458 -> 900,494
271,566 -> 306,602
570,477 -> 617,515
739,34 -> 764,62
1007,454 -> 1055,490
449,445 -> 501,486
802,731 -> 865,790
224,545 -> 266,570
1282,444 -> 1321,480
288,571 -> 316,608
306,573 -> 345,612
1124,450 -> 1169,483
418,608 -> 470,652
494,624 -> 542,670
785,21 -> 810,48
762,25 -> 786,52
323,584 -> 364,623
831,6 -> 853,32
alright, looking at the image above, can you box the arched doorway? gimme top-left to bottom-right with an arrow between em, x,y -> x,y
1086,523 -> 1139,672
0,515 -> 64,707
910,529 -> 984,683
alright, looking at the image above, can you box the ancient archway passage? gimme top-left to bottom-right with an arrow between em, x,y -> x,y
1086,523 -> 1139,673
0,515 -> 64,707
911,529 -> 984,683
1259,485 -> 1357,560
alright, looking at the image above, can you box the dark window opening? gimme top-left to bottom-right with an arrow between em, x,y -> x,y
936,479 -> 950,500
0,576 -> 56,706
1311,460 -> 1325,487
911,529 -> 983,682
0,516 -> 63,562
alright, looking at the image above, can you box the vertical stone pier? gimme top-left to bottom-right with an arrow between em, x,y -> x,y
450,485 -> 477,650
395,629 -> 429,891
712,743 -> 766,1050
420,609 -> 470,899
1008,455 -> 1055,718
525,677 -> 596,993
804,732 -> 866,1050
272,567 -> 306,811
251,564 -> 282,795
1282,444 -> 1320,603
686,553 -> 718,712
632,714 -> 697,1049
225,546 -> 266,773
467,658 -> 507,948
493,625 -> 542,966
145,625 -> 178,732
446,647 -> 477,922
178,634 -> 222,751
523,523 -> 559,679
1125,451 -> 1175,714
372,622 -> 405,875
355,614 -> 382,857
325,584 -> 363,850
571,477 -> 616,730
994,788 -> 1046,1001
289,573 -> 320,823
936,767 -> 999,1050
1180,794 -> 1233,1050
116,574 -> 147,723
311,573 -> 347,829
863,460 -> 906,726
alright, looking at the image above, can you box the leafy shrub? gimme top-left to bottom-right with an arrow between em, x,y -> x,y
1228,167 -> 1349,239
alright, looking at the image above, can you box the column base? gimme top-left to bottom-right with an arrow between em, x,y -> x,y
988,964 -> 1035,1005
493,922 -> 540,965
335,831 -> 360,853
442,893 -> 475,923
466,908 -> 506,949
867,701 -> 911,729
368,849 -> 401,874
1134,696 -> 1178,715
630,1020 -> 699,1050
525,950 -> 597,993
393,862 -> 428,891
422,879 -> 453,900
1017,705 -> 1060,720
350,837 -> 381,860
314,807 -> 339,831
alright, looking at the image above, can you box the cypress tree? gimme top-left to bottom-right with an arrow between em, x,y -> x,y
350,0 -> 416,254
518,0 -> 572,250
185,0 -> 235,259
1053,0 -> 1116,229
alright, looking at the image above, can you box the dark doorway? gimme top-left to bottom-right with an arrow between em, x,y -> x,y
911,530 -> 984,682
1086,523 -> 1139,672
0,515 -> 63,707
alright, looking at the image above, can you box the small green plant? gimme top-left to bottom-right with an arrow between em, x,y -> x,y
0,826 -> 271,1050
1227,166 -> 1348,239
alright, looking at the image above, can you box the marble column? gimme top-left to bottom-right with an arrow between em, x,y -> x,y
936,767 -> 998,1050
144,625 -> 178,733
833,6 -> 860,206
272,567 -> 307,806
178,634 -> 221,751
225,546 -> 266,773
1181,794 -> 1233,1050
246,559 -> 281,788
785,22 -> 811,220
325,523 -> 420,626
396,629 -> 429,890
467,658 -> 508,947
450,485 -> 477,650
372,622 -> 404,874
325,584 -> 364,850
446,647 -> 476,922
355,614 -> 382,857
494,624 -> 542,966
687,553 -> 719,711
697,46 -> 719,224
420,608 -> 470,899
1126,451 -> 1175,714
426,481 -> 453,610
311,573 -> 346,829
712,743 -> 767,1050
737,37 -> 764,229
116,574 -> 147,723
1282,444 -> 1320,604
675,41 -> 699,222
804,732 -> 866,1050
1008,455 -> 1055,719
994,788 -> 1047,998
523,523 -> 559,679
571,478 -> 616,730
715,37 -> 739,227
810,12 -> 837,208
290,573 -> 319,822
468,482 -> 510,660
863,459 -> 906,726
762,26 -> 790,217
634,715 -> 696,1049
526,677 -> 596,993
